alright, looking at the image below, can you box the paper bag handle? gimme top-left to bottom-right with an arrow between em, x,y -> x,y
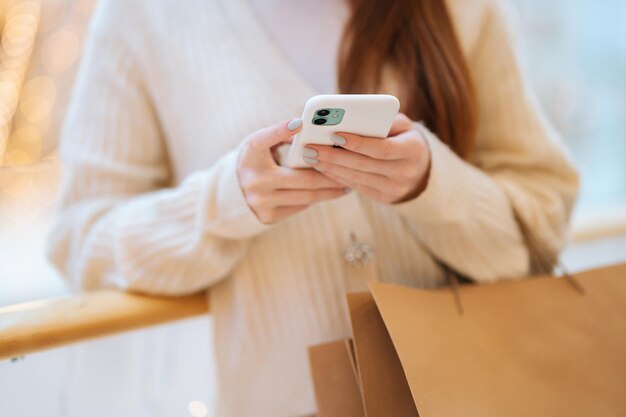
401,213 -> 585,316
513,212 -> 585,295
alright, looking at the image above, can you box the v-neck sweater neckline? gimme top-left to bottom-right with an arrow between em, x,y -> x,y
218,0 -> 318,104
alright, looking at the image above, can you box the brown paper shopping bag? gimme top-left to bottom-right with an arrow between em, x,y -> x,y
308,340 -> 365,417
309,263 -> 626,417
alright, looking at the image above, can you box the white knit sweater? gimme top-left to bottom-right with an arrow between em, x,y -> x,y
48,0 -> 579,416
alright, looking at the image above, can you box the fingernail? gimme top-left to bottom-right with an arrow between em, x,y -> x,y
301,147 -> 318,158
303,157 -> 318,165
344,187 -> 352,193
331,134 -> 346,146
287,118 -> 302,131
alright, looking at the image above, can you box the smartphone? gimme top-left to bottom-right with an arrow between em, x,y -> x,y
282,94 -> 400,168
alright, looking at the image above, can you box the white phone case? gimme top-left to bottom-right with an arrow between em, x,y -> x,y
283,94 -> 400,168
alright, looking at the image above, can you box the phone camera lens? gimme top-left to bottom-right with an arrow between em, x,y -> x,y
317,109 -> 330,116
313,118 -> 327,125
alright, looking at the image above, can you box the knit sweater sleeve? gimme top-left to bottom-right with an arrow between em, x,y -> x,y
47,0 -> 271,295
393,0 -> 580,283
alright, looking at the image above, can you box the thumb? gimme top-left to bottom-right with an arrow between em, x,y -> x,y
248,118 -> 303,157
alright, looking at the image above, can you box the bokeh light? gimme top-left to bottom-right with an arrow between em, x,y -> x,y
20,75 -> 57,99
20,96 -> 53,122
76,0 -> 97,19
0,0 -> 41,163
14,125 -> 40,143
7,125 -> 43,163
0,80 -> 19,102
37,0 -> 69,33
5,148 -> 32,166
41,26 -> 81,73
0,101 -> 12,124
1,0 -> 90,167
0,123 -> 9,155
188,400 -> 208,417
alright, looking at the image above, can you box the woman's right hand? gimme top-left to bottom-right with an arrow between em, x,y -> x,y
237,118 -> 348,224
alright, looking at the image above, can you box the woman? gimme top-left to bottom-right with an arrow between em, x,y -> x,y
48,0 -> 579,415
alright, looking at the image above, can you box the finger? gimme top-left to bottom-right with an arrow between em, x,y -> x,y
268,205 -> 308,223
250,118 -> 302,151
312,161 -> 397,191
321,171 -> 396,204
275,135 -> 295,146
247,118 -> 302,166
388,113 -> 414,136
269,188 -> 348,207
273,167 -> 344,190
348,182 -> 397,204
240,167 -> 343,194
270,138 -> 294,165
332,132 -> 407,160
305,145 -> 392,176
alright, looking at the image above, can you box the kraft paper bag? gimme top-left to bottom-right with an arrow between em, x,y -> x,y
308,296 -> 418,417
346,292 -> 419,417
308,340 -> 365,417
310,263 -> 626,417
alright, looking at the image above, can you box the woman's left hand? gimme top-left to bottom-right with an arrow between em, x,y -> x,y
302,113 -> 431,204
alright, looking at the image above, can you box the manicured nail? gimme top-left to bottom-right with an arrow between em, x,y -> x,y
331,134 -> 346,146
287,118 -> 302,131
301,147 -> 318,158
303,157 -> 318,165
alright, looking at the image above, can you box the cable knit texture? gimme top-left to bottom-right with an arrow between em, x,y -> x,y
48,0 -> 579,416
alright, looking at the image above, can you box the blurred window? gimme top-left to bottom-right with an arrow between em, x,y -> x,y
512,0 -> 626,211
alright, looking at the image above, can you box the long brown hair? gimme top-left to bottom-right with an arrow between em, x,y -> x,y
338,0 -> 477,158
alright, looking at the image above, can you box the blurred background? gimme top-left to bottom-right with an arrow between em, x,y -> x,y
0,0 -> 625,416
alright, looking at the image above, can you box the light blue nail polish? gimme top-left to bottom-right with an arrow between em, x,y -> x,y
331,134 -> 346,146
301,147 -> 318,158
287,118 -> 303,131
303,157 -> 318,165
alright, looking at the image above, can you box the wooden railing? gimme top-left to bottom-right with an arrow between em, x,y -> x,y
0,290 -> 208,360
570,205 -> 626,242
1,212 -> 625,361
